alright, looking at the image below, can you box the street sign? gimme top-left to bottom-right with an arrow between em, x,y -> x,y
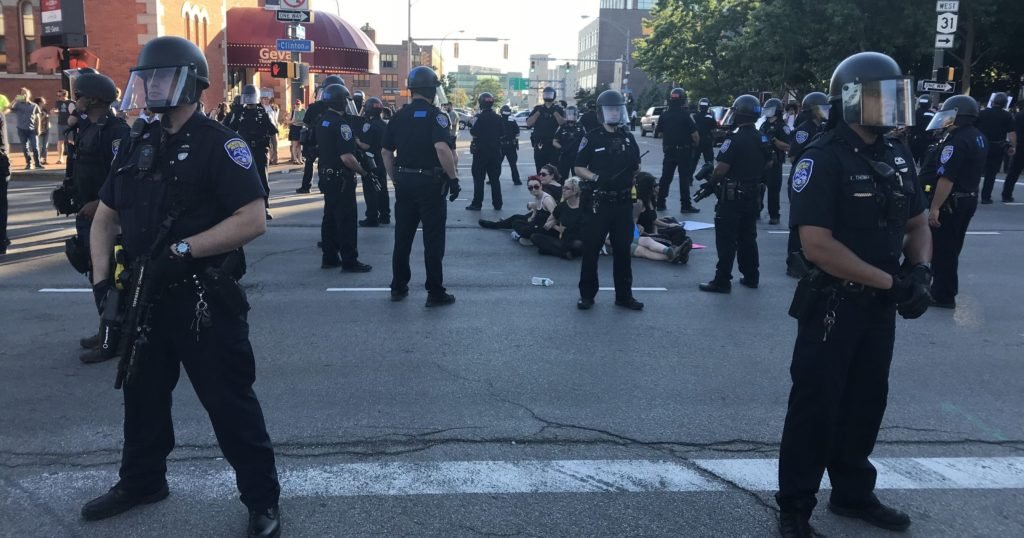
510,77 -> 530,91
294,24 -> 306,39
276,10 -> 312,23
280,0 -> 310,9
276,39 -> 314,53
919,80 -> 956,93
936,1 -> 959,12
935,34 -> 955,48
937,12 -> 958,34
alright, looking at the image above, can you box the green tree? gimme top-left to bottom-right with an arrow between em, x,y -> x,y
440,73 -> 456,97
450,88 -> 470,108
471,78 -> 505,107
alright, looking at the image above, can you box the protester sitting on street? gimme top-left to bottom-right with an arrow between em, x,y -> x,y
634,172 -> 693,250
479,176 -> 557,244
537,163 -> 563,199
534,177 -> 586,259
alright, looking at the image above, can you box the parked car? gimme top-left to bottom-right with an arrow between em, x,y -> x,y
513,110 -> 531,129
639,106 -> 666,137
454,108 -> 473,129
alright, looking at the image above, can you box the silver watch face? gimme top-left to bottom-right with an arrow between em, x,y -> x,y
174,242 -> 189,256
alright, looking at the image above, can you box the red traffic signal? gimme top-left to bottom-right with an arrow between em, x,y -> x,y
270,61 -> 289,79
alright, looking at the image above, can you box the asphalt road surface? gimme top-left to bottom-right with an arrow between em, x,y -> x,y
2,129 -> 1023,537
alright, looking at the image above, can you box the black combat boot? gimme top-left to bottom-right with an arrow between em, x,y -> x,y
247,505 -> 281,538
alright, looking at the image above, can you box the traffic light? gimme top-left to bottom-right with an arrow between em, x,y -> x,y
503,43 -> 509,60
270,62 -> 289,79
565,62 -> 570,74
453,42 -> 459,59
937,66 -> 955,82
530,60 -> 536,73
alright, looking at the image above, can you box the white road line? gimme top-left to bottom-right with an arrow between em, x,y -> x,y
767,231 -> 790,234
599,287 -> 668,292
38,288 -> 91,293
326,288 -> 392,292
18,457 -> 1024,500
966,231 -> 1000,235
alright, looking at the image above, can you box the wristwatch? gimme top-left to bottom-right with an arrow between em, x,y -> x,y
170,240 -> 193,259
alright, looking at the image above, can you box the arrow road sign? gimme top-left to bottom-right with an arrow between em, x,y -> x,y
920,80 -> 956,93
937,12 -> 958,34
276,39 -> 314,53
276,10 -> 311,23
935,34 -> 955,49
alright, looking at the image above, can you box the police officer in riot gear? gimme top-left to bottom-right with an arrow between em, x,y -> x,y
498,104 -> 522,186
908,95 -> 935,166
468,92 -> 503,210
553,105 -> 586,181
65,73 -> 131,364
222,95 -> 242,127
695,95 -> 768,293
228,84 -> 278,219
382,66 -> 459,307
526,87 -> 565,172
356,96 -> 390,226
352,90 -> 365,114
655,88 -> 700,213
777,52 -> 932,538
315,84 -> 372,272
575,89 -> 643,311
759,97 -> 791,224
976,91 -> 1017,203
82,36 -> 281,537
923,95 -> 986,309
687,97 -> 716,202
297,75 -> 347,194
785,91 -> 830,276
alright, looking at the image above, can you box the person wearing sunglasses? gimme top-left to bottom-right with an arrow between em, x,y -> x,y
536,163 -> 563,199
479,176 -> 556,244
534,177 -> 585,259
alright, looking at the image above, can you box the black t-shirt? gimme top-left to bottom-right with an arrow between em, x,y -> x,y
575,126 -> 641,191
542,183 -> 562,200
716,125 -> 766,182
936,125 -> 987,193
657,106 -> 696,147
693,109 -> 717,143
553,202 -> 584,242
382,98 -> 450,170
789,122 -> 927,274
470,109 -> 502,152
975,108 -> 1014,143
99,112 -> 267,260
637,208 -> 657,234
56,100 -> 75,126
530,104 -> 564,138
315,109 -> 358,170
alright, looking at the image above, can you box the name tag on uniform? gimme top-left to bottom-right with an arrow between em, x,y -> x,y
594,148 -> 606,152
414,110 -> 427,118
848,174 -> 872,182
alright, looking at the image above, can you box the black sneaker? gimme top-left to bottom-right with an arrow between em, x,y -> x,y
390,289 -> 408,302
980,198 -> 993,205
380,216 -> 391,224
295,187 -> 311,194
778,510 -> 815,538
426,293 -> 456,307
577,297 -> 595,310
321,256 -> 343,269
680,205 -> 701,214
465,205 -> 482,211
828,499 -> 911,531
930,297 -> 956,309
358,219 -> 379,227
80,347 -> 118,364
614,297 -> 644,310
699,280 -> 732,293
341,261 -> 373,273
512,180 -> 523,186
1003,197 -> 1015,203
739,277 -> 758,289
479,219 -> 499,229
769,217 -> 780,225
81,483 -> 169,521
247,505 -> 281,538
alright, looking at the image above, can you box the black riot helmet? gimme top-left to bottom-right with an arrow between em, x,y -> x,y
989,92 -> 1009,109
73,73 -> 118,103
828,51 -> 913,131
762,98 -> 783,118
917,94 -> 932,109
241,84 -> 259,106
407,66 -> 441,101
565,105 -> 579,123
478,92 -> 495,110
500,104 -> 512,116
364,96 -> 384,117
669,87 -> 687,107
596,89 -> 627,126
542,87 -> 556,103
231,95 -> 241,108
120,36 -> 209,113
698,98 -> 710,113
323,75 -> 346,87
723,94 -> 761,126
353,90 -> 365,111
321,84 -> 350,111
927,95 -> 979,131
800,92 -> 831,122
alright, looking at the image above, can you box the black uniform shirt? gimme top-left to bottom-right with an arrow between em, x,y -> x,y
716,125 -> 766,182
73,112 -> 130,203
470,108 -> 502,152
789,122 -> 927,274
579,110 -> 600,132
315,109 -> 358,169
99,112 -> 266,260
761,118 -> 788,157
575,126 -> 641,191
530,104 -> 564,138
936,125 -> 987,193
555,123 -> 586,155
693,109 -> 717,144
360,116 -> 386,153
231,106 -> 277,146
910,107 -> 935,140
975,108 -> 1014,143
789,119 -> 823,161
656,106 -> 696,147
1015,110 -> 1024,142
382,98 -> 449,170
500,115 -> 520,145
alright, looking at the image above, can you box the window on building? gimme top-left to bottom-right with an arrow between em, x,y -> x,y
380,54 -> 398,70
203,18 -> 208,47
352,74 -> 370,88
0,10 -> 7,71
637,0 -> 654,8
185,14 -> 191,41
381,74 -> 399,89
20,1 -> 38,72
194,15 -> 201,46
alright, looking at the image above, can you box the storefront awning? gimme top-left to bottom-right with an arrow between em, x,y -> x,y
226,8 -> 379,75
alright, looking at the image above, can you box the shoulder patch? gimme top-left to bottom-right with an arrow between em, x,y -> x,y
362,123 -> 371,133
719,139 -> 731,153
792,158 -> 814,193
413,110 -> 427,118
111,139 -> 121,159
940,145 -> 954,164
224,138 -> 253,169
340,124 -> 353,141
437,113 -> 450,128
578,136 -> 588,152
795,131 -> 809,144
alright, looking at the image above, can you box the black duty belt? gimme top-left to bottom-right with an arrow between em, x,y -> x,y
951,192 -> 977,198
396,167 -> 435,176
593,189 -> 631,201
319,168 -> 353,176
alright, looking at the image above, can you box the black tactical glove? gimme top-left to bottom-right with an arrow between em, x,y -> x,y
891,263 -> 932,319
447,178 -> 461,202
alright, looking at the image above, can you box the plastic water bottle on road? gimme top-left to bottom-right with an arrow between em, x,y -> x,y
531,277 -> 554,286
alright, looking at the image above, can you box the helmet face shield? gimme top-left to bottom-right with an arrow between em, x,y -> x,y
120,66 -> 196,112
841,77 -> 915,128
542,88 -> 556,102
813,104 -> 831,121
987,93 -> 1012,108
761,105 -> 777,118
241,92 -> 259,106
599,105 -> 627,126
926,108 -> 957,131
565,107 -> 578,122
433,86 -> 449,107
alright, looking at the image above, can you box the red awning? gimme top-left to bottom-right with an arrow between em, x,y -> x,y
226,8 -> 379,75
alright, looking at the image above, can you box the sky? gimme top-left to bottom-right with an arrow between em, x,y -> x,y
312,0 -> 602,75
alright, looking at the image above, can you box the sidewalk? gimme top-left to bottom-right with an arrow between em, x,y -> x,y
6,139 -> 297,181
